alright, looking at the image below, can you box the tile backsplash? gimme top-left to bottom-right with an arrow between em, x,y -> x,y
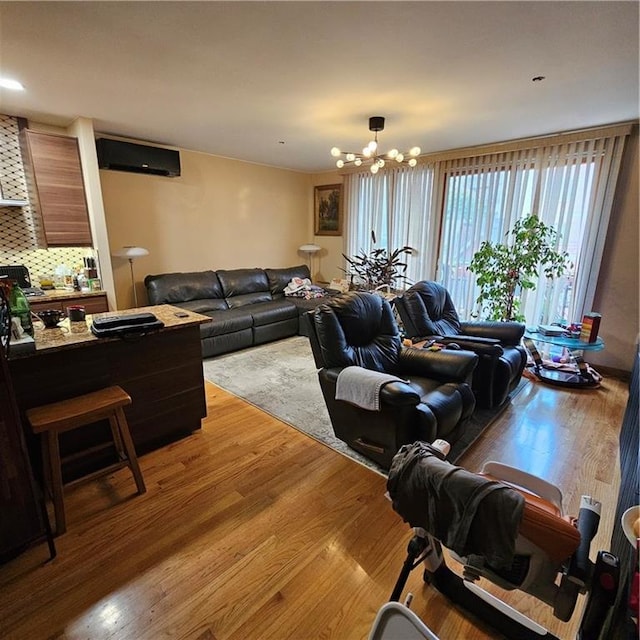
1,113 -> 94,285
0,246 -> 94,285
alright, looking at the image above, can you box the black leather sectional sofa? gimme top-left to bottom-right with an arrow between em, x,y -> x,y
145,264 -> 328,358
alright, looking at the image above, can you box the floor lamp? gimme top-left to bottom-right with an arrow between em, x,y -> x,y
298,244 -> 321,279
112,246 -> 149,307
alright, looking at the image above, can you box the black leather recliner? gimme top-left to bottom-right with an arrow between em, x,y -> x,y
306,292 -> 478,469
394,281 -> 527,409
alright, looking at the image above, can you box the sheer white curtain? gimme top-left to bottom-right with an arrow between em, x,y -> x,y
438,134 -> 628,324
345,127 -> 629,324
524,136 -> 628,323
436,150 -> 537,317
344,164 -> 437,287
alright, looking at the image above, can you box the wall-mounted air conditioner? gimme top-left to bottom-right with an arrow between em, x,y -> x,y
96,138 -> 181,177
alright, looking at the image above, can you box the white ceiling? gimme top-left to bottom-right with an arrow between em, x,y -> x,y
0,1 -> 638,173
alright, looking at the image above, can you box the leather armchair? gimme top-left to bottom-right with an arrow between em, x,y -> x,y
306,291 -> 478,469
394,281 -> 527,409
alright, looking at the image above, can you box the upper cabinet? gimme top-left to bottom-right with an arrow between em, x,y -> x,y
19,130 -> 93,247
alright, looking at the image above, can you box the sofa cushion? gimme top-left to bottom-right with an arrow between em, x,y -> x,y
145,271 -> 223,305
174,299 -> 229,314
250,300 -> 298,327
226,292 -> 273,308
217,268 -> 270,297
200,308 -> 253,338
265,264 -> 311,298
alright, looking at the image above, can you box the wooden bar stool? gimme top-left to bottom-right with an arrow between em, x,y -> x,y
26,385 -> 146,535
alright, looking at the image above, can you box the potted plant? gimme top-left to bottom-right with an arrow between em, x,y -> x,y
468,215 -> 570,321
342,231 -> 413,293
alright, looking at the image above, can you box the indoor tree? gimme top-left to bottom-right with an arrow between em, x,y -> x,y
468,215 -> 570,322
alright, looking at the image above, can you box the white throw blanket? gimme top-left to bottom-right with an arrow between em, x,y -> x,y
335,366 -> 408,411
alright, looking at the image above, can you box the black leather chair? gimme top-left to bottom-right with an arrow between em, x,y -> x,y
394,281 -> 527,409
306,291 -> 478,469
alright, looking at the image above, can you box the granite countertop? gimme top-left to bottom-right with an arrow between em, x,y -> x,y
32,289 -> 107,301
13,305 -> 210,358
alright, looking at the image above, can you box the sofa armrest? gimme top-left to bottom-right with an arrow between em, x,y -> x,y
323,367 -> 421,407
460,321 -> 525,345
398,346 -> 478,383
440,335 -> 504,358
379,381 -> 422,406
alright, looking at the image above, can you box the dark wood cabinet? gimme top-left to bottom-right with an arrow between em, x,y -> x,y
29,294 -> 109,315
9,323 -> 206,480
20,129 -> 92,247
0,340 -> 48,562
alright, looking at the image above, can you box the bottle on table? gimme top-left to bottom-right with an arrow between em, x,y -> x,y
9,281 -> 34,337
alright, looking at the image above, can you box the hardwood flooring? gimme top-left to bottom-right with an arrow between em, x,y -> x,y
0,374 -> 627,640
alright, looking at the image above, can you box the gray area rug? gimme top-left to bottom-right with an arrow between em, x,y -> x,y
202,336 -> 525,475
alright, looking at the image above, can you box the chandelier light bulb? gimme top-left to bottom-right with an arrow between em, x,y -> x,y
329,116 -> 421,174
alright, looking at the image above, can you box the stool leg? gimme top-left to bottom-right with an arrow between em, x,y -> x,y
45,431 -> 66,536
36,486 -> 57,560
115,407 -> 146,495
108,414 -> 125,461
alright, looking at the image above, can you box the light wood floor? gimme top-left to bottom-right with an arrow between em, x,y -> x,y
0,374 -> 627,640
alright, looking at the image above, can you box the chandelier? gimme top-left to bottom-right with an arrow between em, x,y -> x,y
330,116 -> 421,174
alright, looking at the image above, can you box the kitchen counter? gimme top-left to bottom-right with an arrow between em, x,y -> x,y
21,304 -> 210,356
9,305 -> 210,479
32,289 -> 107,301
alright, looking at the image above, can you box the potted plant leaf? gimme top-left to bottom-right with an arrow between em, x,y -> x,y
468,215 -> 570,322
342,231 -> 413,293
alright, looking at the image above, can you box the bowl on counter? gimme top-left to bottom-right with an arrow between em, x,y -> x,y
36,309 -> 64,328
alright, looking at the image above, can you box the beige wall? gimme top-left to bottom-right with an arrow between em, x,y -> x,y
100,147 -> 316,308
590,127 -> 639,373
99,131 -> 638,372
309,170 -> 344,284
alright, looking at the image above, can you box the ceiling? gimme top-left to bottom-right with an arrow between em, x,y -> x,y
0,2 -> 638,173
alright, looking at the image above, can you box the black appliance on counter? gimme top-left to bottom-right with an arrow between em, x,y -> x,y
0,265 -> 45,297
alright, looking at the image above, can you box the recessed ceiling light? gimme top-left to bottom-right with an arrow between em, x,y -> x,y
0,78 -> 25,91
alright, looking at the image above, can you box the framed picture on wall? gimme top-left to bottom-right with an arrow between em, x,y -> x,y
314,184 -> 342,236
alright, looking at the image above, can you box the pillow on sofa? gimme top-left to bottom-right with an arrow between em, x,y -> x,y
265,264 -> 311,297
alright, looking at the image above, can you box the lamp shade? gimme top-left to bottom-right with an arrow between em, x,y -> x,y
112,246 -> 149,259
298,244 -> 321,253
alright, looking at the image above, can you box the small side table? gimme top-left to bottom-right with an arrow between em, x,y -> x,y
523,330 -> 604,388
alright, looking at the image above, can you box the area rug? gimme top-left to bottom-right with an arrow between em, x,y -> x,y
202,336 -> 527,475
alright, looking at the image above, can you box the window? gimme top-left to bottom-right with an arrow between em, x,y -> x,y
345,126 -> 629,325
344,164 -> 438,287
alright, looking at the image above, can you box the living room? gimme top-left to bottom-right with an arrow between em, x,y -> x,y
0,2 -> 638,639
